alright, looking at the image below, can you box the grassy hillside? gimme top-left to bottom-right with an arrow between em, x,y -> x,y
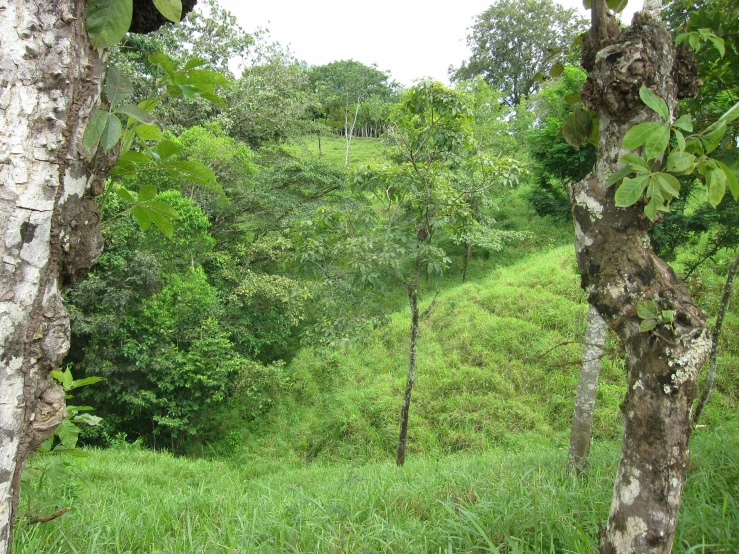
15,424 -> 738,553
285,135 -> 388,169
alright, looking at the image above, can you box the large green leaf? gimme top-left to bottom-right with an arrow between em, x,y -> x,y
116,104 -> 155,125
135,124 -> 163,140
715,160 -> 739,200
144,201 -> 180,219
637,300 -> 660,320
181,70 -> 232,87
702,121 -> 726,154
643,125 -> 670,161
157,140 -> 180,161
153,0 -> 182,22
82,110 -> 109,154
673,114 -> 693,132
146,208 -> 175,238
132,206 -> 152,230
138,184 -> 157,202
639,86 -> 669,122
86,0 -> 133,50
607,0 -> 628,12
606,166 -> 633,188
665,151 -> 695,174
615,175 -> 649,207
106,66 -> 133,107
706,167 -> 727,207
56,420 -> 80,449
622,122 -> 667,151
166,161 -> 217,183
549,62 -> 565,78
100,113 -> 122,152
654,173 -> 680,199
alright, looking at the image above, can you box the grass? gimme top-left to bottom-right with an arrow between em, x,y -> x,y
284,135 -> 388,170
14,423 -> 738,553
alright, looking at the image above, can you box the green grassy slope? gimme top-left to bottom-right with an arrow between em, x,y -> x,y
15,425 -> 738,553
284,135 -> 388,169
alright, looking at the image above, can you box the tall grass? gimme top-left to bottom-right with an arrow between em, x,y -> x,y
14,423 -> 738,553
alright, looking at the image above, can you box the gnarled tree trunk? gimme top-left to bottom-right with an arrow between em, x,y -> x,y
572,3 -> 707,553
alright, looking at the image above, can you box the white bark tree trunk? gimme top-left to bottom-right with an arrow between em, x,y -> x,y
567,304 -> 606,474
0,2 -> 107,550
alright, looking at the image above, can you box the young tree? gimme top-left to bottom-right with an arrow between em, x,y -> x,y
452,0 -> 587,107
0,2 -> 196,550
568,0 -> 721,551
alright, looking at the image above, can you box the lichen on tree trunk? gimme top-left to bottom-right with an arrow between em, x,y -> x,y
571,4 -> 707,553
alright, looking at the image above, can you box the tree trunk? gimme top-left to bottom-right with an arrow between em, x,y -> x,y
567,304 -> 606,474
572,4 -> 707,553
693,253 -> 739,425
317,131 -> 322,160
0,2 -> 108,550
396,257 -> 421,467
462,243 -> 472,283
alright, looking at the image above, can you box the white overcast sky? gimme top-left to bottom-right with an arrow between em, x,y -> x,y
218,0 -> 642,86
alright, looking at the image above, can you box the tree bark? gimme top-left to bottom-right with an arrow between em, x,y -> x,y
0,3 -> 108,550
462,243 -> 472,283
0,2 -> 195,551
396,256 -> 421,467
693,253 -> 739,425
572,4 -> 707,553
567,304 -> 607,474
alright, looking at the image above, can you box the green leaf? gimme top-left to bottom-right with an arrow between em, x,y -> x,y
178,85 -> 198,101
637,300 -> 660,320
197,91 -> 226,108
115,186 -> 135,203
665,151 -> 695,174
533,72 -> 546,82
181,70 -> 231,87
620,153 -> 650,172
56,420 -> 80,449
644,196 -> 659,221
661,310 -> 675,323
562,105 -> 591,149
100,113 -> 122,152
82,110 -> 109,154
622,122 -> 667,150
654,173 -> 681,199
132,206 -> 152,230
673,114 -> 693,132
68,377 -> 105,390
706,167 -> 727,207
702,121 -> 726,153
718,101 -> 739,125
106,66 -> 133,107
153,0 -> 182,22
607,0 -> 628,12
166,160 -> 216,183
143,201 -> 180,219
707,35 -> 725,57
564,93 -> 581,105
615,175 -> 649,207
146,208 -> 175,238
116,104 -> 155,124
644,125 -> 670,161
639,86 -> 669,122
606,166 -> 633,188
73,413 -> 103,426
674,129 -> 685,151
582,0 -> 592,8
118,151 -> 150,164
714,160 -> 739,200
549,62 -> 565,78
639,318 -> 658,332
587,114 -> 599,147
157,140 -> 180,160
183,57 -> 207,70
135,124 -> 163,140
149,53 -> 176,79
86,0 -> 133,50
138,184 -> 157,202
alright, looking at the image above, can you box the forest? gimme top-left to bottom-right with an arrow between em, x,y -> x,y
1,0 -> 738,552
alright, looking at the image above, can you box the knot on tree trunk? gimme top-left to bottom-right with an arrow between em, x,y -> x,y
58,194 -> 103,288
582,12 -> 675,121
129,0 -> 198,34
29,379 -> 66,449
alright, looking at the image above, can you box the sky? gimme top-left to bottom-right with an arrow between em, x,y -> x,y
219,0 -> 642,86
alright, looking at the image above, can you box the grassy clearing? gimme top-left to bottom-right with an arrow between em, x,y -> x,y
284,135 -> 388,169
15,424 -> 738,553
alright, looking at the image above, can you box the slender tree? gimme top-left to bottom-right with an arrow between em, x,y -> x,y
567,305 -> 607,474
